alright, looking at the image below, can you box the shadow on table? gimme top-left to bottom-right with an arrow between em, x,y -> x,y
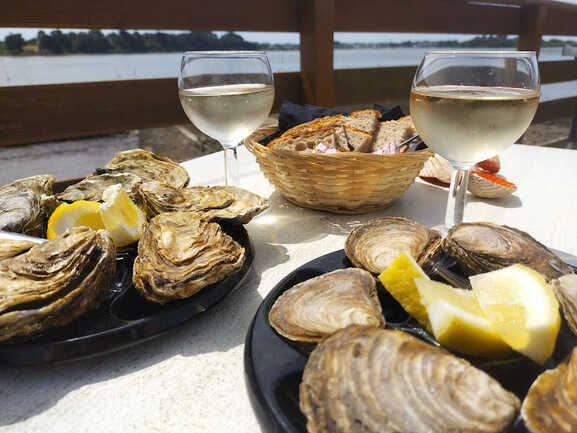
468,193 -> 522,209
0,258 -> 268,426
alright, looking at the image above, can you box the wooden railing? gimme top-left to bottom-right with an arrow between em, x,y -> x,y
1,0 -> 577,146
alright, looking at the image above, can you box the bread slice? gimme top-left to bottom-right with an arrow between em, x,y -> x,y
372,118 -> 415,153
343,126 -> 373,152
346,109 -> 380,136
281,115 -> 346,138
269,127 -> 334,151
397,115 -> 417,137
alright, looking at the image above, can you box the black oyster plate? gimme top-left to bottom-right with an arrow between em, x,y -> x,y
244,249 -> 577,433
0,221 -> 253,366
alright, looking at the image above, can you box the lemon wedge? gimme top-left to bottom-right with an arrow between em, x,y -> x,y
415,278 -> 512,358
47,200 -> 105,239
100,185 -> 146,247
378,252 -> 431,329
471,264 -> 561,365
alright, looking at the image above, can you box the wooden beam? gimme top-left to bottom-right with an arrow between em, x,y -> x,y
298,0 -> 335,106
534,96 -> 577,123
540,60 -> 577,84
542,6 -> 577,35
0,73 -> 302,146
0,0 -> 298,31
334,0 -> 521,34
518,4 -> 548,55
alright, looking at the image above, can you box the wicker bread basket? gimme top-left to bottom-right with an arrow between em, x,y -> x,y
245,124 -> 433,214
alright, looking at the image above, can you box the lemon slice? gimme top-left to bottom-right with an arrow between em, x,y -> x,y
471,264 -> 561,365
378,252 -> 431,329
415,278 -> 512,358
47,200 -> 105,239
100,185 -> 146,247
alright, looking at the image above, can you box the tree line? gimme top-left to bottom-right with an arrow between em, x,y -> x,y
0,30 -> 297,55
1,31 -> 575,55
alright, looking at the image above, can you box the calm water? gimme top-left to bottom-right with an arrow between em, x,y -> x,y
0,47 -> 575,100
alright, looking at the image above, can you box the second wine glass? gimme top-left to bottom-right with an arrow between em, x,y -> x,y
410,51 -> 540,231
178,51 -> 275,186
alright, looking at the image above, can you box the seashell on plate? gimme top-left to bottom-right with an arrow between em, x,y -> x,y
443,222 -> 574,281
550,274 -> 577,336
476,155 -> 501,173
345,217 -> 441,275
418,153 -> 452,187
300,326 -> 521,433
521,346 -> 577,433
468,170 -> 517,198
268,268 -> 385,344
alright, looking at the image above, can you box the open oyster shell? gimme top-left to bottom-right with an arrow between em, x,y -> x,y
57,172 -> 142,202
0,239 -> 35,261
521,347 -> 577,433
443,222 -> 573,281
268,268 -> 384,344
102,149 -> 189,188
345,217 -> 441,275
132,211 -> 245,304
137,183 -> 269,224
0,227 -> 116,342
0,175 -> 57,236
551,274 -> 577,336
300,326 -> 520,433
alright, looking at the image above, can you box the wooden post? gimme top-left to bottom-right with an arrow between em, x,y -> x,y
298,0 -> 335,106
518,4 -> 548,55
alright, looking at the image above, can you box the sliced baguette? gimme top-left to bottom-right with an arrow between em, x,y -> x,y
269,127 -> 335,152
372,117 -> 415,153
343,126 -> 373,152
347,109 -> 381,136
281,114 -> 346,138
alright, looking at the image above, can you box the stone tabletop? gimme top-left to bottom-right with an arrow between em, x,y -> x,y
1,144 -> 576,433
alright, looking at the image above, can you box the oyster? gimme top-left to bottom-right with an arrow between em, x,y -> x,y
551,274 -> 577,336
468,171 -> 517,198
0,227 -> 116,342
521,347 -> 577,433
300,326 -> 520,433
133,211 -> 245,304
345,217 -> 441,275
136,182 -> 233,217
443,222 -> 573,280
102,149 -> 189,188
57,172 -> 142,202
197,186 -> 269,224
268,268 -> 385,344
0,239 -> 35,260
0,175 -> 57,236
137,183 -> 269,224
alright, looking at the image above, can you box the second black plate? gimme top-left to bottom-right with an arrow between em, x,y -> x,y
0,221 -> 253,366
244,249 -> 577,433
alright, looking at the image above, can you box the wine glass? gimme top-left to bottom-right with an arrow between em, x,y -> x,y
178,51 -> 275,186
410,51 -> 540,231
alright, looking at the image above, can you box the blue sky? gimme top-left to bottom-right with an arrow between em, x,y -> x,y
1,29 -> 576,44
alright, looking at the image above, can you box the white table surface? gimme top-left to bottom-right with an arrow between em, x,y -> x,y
1,144 -> 577,433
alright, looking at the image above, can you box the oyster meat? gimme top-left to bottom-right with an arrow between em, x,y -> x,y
0,239 -> 35,260
57,172 -> 142,202
551,274 -> 577,336
300,326 -> 520,433
102,149 -> 189,188
268,268 -> 385,344
345,217 -> 441,275
521,347 -> 577,433
443,222 -> 573,280
137,183 -> 269,224
0,227 -> 116,342
0,175 -> 57,236
132,211 -> 245,304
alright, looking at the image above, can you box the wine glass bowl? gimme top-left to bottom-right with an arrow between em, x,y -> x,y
178,51 -> 274,186
410,51 -> 540,229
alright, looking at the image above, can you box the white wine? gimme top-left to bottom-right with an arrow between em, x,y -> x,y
410,85 -> 539,166
179,83 -> 274,146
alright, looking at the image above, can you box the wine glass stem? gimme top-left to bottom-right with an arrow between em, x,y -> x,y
223,144 -> 240,186
445,168 -> 470,231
